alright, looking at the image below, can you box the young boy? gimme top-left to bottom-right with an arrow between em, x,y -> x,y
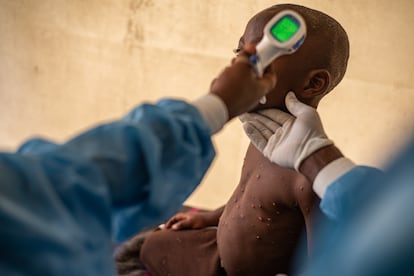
121,4 -> 350,275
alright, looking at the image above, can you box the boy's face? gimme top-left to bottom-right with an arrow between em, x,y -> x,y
238,9 -> 312,111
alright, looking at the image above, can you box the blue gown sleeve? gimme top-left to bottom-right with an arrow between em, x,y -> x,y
0,99 -> 215,274
305,138 -> 414,276
319,166 -> 383,221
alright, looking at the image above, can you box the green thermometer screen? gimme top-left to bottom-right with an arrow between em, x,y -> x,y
271,16 -> 299,42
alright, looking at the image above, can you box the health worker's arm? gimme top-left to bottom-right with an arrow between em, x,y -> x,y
0,98 -> 224,275
11,98 -> 222,243
299,145 -> 383,221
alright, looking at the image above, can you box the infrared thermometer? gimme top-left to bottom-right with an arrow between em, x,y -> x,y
249,10 -> 307,103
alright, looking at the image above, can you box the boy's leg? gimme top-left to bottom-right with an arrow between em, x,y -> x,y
115,228 -> 156,275
140,227 -> 225,276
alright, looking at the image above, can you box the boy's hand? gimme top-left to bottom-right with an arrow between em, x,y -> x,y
165,211 -> 211,230
239,92 -> 333,170
209,44 -> 277,119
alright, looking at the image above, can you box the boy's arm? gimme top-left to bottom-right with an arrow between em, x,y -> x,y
203,205 -> 226,225
165,205 -> 225,230
294,178 -> 323,254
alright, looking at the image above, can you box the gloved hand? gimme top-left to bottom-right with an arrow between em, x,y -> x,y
239,91 -> 333,170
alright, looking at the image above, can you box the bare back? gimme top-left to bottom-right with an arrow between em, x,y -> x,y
217,144 -> 318,275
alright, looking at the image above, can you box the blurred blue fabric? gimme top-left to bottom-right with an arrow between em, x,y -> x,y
304,136 -> 414,276
0,99 -> 215,276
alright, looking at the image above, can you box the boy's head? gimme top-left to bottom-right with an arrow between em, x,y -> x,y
238,4 -> 349,110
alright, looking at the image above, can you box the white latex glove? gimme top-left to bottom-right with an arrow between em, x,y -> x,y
239,91 -> 333,170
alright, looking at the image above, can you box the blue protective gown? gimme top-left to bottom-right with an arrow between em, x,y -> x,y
305,137 -> 414,276
0,99 -> 215,276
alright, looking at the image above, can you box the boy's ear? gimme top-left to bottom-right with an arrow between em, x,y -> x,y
302,69 -> 331,98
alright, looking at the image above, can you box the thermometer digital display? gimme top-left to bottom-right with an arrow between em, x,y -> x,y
251,10 -> 306,76
249,10 -> 306,103
271,16 -> 300,42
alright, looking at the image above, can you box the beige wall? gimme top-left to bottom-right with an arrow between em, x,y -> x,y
1,0 -> 413,209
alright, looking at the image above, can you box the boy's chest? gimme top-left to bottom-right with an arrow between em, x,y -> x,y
217,145 -> 307,275
234,144 -> 302,207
